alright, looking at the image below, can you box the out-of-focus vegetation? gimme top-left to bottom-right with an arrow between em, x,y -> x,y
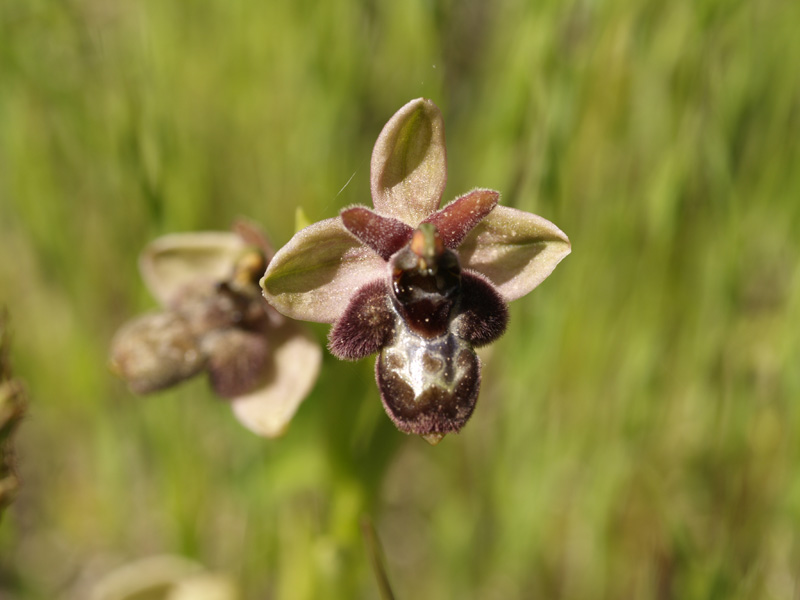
1,0 -> 799,597
0,311 -> 26,519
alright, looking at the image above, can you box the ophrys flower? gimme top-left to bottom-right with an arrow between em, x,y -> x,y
261,99 -> 570,443
110,221 -> 321,437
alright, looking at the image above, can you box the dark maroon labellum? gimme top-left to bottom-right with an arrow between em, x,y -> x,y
377,316 -> 481,436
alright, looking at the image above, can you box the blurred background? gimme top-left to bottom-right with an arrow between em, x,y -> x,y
1,0 -> 799,598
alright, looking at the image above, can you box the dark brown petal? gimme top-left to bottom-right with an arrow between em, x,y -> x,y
454,270 -> 509,347
203,329 -> 270,398
340,206 -> 414,260
422,189 -> 499,249
328,279 -> 397,360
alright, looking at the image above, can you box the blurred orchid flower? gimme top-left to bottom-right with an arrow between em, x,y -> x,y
89,554 -> 238,600
110,221 -> 321,437
261,98 -> 570,444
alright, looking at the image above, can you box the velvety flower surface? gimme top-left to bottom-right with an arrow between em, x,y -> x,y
110,222 -> 321,437
261,99 -> 570,443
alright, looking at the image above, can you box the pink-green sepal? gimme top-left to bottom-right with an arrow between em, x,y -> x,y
139,232 -> 246,307
260,217 -> 387,323
370,98 -> 448,225
458,206 -> 571,302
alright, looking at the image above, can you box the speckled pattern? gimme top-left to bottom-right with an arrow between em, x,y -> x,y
377,321 -> 480,435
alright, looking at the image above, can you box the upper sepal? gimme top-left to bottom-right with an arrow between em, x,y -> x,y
260,217 -> 387,323
370,98 -> 447,225
458,206 -> 571,302
139,232 -> 246,307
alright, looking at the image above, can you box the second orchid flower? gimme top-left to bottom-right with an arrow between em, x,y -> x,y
110,222 -> 321,437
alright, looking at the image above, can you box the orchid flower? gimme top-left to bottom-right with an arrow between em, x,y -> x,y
110,221 -> 321,437
261,98 -> 570,444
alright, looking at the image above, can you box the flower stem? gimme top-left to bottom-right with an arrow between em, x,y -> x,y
361,516 -> 396,600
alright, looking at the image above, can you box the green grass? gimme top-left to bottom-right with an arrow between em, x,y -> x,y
1,0 -> 799,597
